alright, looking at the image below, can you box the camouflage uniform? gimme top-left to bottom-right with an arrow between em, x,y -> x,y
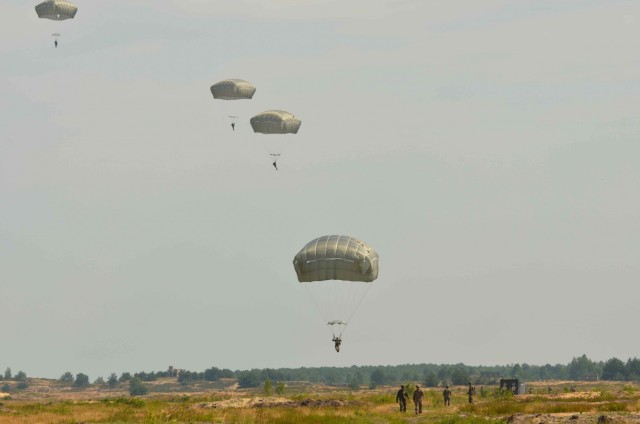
396,386 -> 408,412
443,386 -> 451,406
413,385 -> 424,414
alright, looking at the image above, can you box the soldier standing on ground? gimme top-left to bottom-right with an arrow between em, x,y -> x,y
413,384 -> 424,414
396,385 -> 408,413
443,385 -> 452,406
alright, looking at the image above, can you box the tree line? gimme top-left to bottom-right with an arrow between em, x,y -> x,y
2,354 -> 640,393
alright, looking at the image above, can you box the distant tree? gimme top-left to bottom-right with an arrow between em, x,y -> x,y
437,366 -> 450,384
511,364 -> 522,378
178,371 -> 198,385
424,371 -> 438,388
16,380 -> 29,390
369,369 -> 386,389
626,358 -> 640,381
237,370 -> 261,388
568,354 -> 600,380
4,368 -> 11,380
107,373 -> 119,389
204,367 -> 222,381
275,381 -> 285,395
60,372 -> 74,383
263,379 -> 273,396
129,377 -> 148,396
119,372 -> 132,383
94,376 -> 105,385
348,372 -> 363,390
451,367 -> 469,385
221,369 -> 235,378
1,383 -> 10,392
602,358 -> 627,381
74,373 -> 90,387
15,371 -> 27,381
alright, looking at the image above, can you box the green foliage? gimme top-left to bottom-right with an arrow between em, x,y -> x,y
263,379 -> 273,396
238,370 -> 262,388
16,380 -> 29,390
348,372 -> 362,390
568,354 -> 600,380
119,372 -> 132,382
451,366 -> 470,385
4,368 -> 12,380
424,371 -> 438,387
74,373 -> 90,387
60,371 -> 74,383
369,369 -> 386,389
129,377 -> 149,396
204,366 -> 222,381
101,396 -> 146,407
275,381 -> 285,395
1,383 -> 10,392
178,370 -> 196,385
491,387 -> 514,400
602,358 -> 627,381
15,370 -> 27,381
107,373 -> 119,389
94,376 -> 105,385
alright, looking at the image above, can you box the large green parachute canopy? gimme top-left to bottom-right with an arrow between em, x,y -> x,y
35,0 -> 77,20
293,235 -> 379,339
209,79 -> 256,100
250,110 -> 301,135
293,235 -> 379,283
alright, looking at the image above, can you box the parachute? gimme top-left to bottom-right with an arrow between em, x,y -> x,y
209,79 -> 256,131
293,235 -> 379,339
250,110 -> 301,167
35,0 -> 77,20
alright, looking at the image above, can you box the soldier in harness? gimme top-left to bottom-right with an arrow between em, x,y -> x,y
332,336 -> 341,352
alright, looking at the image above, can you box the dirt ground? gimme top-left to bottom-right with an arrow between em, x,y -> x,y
506,413 -> 640,424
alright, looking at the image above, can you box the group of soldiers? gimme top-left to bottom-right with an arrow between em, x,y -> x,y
395,384 -> 424,414
395,382 -> 477,413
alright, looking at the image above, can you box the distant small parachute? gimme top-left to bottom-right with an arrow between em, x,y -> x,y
209,79 -> 256,131
293,235 -> 379,340
210,79 -> 256,100
35,0 -> 77,20
250,110 -> 301,135
250,110 -> 301,168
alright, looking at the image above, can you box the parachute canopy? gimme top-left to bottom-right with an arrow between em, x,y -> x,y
35,0 -> 77,20
294,235 -> 379,339
250,110 -> 301,135
293,235 -> 379,283
210,79 -> 256,100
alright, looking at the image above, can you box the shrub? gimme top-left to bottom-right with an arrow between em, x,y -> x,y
129,378 -> 148,396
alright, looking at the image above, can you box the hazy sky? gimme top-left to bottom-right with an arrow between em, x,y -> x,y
1,0 -> 639,380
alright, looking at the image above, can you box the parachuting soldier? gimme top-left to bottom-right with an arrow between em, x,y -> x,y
413,384 -> 424,414
396,385 -> 408,412
443,385 -> 452,406
332,336 -> 341,352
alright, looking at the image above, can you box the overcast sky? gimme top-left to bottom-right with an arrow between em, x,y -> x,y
1,0 -> 639,380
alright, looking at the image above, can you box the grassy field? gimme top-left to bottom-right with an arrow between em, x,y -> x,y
1,380 -> 640,423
